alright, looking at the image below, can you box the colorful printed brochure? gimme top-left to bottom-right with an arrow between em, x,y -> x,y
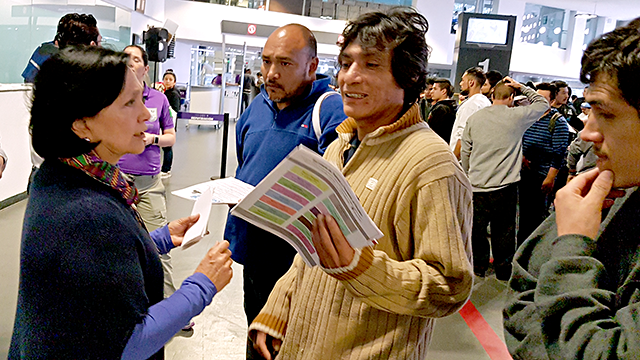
231,145 -> 382,267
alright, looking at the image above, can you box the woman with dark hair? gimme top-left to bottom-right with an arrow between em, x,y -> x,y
9,46 -> 233,360
161,69 -> 180,178
162,69 -> 181,113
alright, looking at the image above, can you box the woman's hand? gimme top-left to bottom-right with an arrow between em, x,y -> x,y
167,214 -> 200,247
195,240 -> 233,291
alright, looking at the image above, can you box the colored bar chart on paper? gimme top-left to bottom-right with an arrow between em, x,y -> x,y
232,145 -> 382,267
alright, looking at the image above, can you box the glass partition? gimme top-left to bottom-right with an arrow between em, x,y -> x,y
0,0 -> 131,84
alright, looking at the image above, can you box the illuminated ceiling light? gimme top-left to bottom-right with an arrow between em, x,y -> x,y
554,27 -> 561,34
539,27 -> 546,34
552,42 -> 559,47
584,28 -> 590,35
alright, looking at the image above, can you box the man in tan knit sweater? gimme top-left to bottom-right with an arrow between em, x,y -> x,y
249,8 -> 474,360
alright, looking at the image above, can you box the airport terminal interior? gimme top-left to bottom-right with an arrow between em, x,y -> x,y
0,120 -> 511,359
2,0 -> 640,359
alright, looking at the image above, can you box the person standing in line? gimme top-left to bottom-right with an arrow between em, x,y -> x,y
222,23 -> 346,358
481,70 -> 503,100
160,69 -> 181,179
461,78 -> 548,280
552,80 -> 581,131
250,8 -> 473,360
504,18 -> 640,359
419,77 -> 435,121
21,13 -> 102,84
518,82 -> 570,245
426,78 -> 457,142
241,68 -> 256,113
26,13 -> 102,192
450,67 -> 491,159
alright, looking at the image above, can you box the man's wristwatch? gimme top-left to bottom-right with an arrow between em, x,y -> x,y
154,136 -> 159,145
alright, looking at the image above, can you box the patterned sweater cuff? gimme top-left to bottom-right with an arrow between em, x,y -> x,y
320,246 -> 374,281
249,313 -> 287,340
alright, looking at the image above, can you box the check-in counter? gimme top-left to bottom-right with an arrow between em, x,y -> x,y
190,85 -> 240,119
0,84 -> 32,205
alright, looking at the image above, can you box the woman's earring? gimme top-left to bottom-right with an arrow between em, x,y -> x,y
83,138 -> 91,142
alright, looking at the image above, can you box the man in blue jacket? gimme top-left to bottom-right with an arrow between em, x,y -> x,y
223,23 -> 346,349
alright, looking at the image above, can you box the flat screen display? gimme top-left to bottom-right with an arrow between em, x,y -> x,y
466,18 -> 509,45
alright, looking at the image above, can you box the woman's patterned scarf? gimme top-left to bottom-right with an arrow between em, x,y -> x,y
59,151 -> 139,206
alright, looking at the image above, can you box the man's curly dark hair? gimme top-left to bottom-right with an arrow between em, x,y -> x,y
57,13 -> 100,48
338,7 -> 431,107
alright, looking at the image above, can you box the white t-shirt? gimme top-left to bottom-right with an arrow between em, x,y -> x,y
449,93 -> 492,151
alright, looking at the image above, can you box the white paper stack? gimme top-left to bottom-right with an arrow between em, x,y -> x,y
181,186 -> 214,249
172,177 -> 255,205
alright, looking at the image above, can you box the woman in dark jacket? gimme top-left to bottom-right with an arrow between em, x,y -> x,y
9,46 -> 233,360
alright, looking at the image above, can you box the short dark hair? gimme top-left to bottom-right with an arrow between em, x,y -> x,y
464,67 -> 486,89
339,7 -> 430,106
283,23 -> 318,59
426,78 -> 436,86
536,82 -> 558,101
492,81 -> 515,100
581,17 -> 640,112
433,78 -> 453,97
31,47 -> 129,159
57,13 -> 100,48
163,69 -> 176,82
485,70 -> 503,88
124,44 -> 149,66
552,80 -> 570,97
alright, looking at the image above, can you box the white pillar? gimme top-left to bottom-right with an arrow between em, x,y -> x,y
566,12 -> 587,76
413,0 -> 456,65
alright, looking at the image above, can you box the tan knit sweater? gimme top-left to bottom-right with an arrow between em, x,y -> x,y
248,103 -> 474,360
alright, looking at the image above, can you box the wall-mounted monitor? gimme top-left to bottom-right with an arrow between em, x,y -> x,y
466,18 -> 510,45
452,13 -> 517,93
456,13 -> 516,49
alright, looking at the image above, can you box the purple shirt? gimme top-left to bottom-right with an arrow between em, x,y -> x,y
118,85 -> 174,176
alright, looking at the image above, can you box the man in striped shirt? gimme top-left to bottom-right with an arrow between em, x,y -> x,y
518,82 -> 570,244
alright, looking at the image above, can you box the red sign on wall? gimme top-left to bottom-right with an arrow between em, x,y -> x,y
247,24 -> 257,35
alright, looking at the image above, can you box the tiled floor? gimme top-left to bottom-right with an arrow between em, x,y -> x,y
0,119 -> 512,359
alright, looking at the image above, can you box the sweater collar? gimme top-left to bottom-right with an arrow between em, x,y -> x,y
336,102 -> 423,142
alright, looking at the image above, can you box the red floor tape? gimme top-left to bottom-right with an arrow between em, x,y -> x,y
458,301 -> 513,360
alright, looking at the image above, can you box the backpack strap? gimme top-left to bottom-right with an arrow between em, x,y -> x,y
312,91 -> 340,141
548,112 -> 562,134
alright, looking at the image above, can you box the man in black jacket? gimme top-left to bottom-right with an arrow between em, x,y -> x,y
427,78 -> 457,142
